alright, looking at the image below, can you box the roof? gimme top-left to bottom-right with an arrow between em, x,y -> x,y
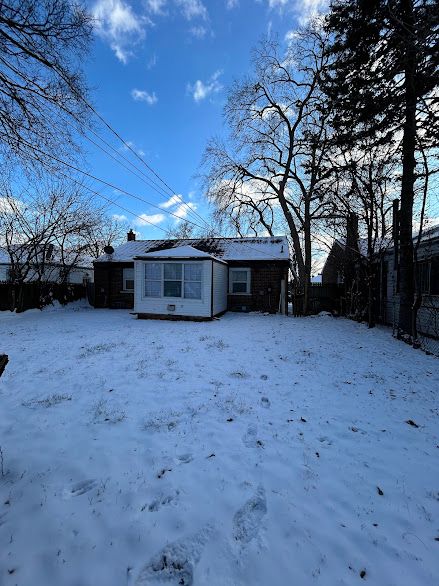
134,245 -> 224,261
95,236 -> 290,263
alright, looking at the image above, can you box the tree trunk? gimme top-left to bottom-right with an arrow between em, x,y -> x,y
303,204 -> 312,315
397,0 -> 417,338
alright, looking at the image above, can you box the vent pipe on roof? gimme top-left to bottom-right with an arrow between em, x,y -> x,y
127,229 -> 136,242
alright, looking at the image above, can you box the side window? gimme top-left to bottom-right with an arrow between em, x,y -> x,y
184,263 -> 202,299
416,260 -> 430,294
123,267 -> 134,291
229,268 -> 251,294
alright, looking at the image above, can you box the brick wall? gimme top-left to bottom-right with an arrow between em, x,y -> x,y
227,261 -> 289,313
93,262 -> 134,309
93,260 -> 289,313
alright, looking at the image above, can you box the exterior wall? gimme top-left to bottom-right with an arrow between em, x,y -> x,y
381,243 -> 439,339
212,261 -> 228,316
94,262 -> 134,309
134,259 -> 213,318
227,261 -> 288,313
322,243 -> 346,285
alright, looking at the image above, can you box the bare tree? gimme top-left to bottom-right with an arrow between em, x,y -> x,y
203,26 -> 333,313
322,140 -> 398,326
0,0 -> 92,167
82,213 -> 128,260
0,176 -> 113,309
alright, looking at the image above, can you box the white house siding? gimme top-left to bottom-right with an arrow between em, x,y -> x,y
212,261 -> 228,316
134,259 -> 213,318
0,264 -> 91,284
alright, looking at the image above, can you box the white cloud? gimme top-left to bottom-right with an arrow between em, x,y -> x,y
175,0 -> 208,20
112,213 -> 128,221
226,0 -> 239,8
188,70 -> 223,103
131,89 -> 158,105
263,0 -> 328,23
147,0 -> 167,14
134,213 -> 166,226
189,25 -> 208,38
173,202 -> 197,222
92,0 -> 150,63
160,194 -> 182,209
120,140 -> 146,157
159,194 -> 198,224
0,196 -> 22,214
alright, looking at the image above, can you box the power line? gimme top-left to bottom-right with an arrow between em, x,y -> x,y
2,132 -> 210,233
55,168 -> 172,235
79,99 -> 212,230
83,128 -> 210,229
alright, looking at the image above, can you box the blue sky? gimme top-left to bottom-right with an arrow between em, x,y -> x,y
84,0 -> 324,238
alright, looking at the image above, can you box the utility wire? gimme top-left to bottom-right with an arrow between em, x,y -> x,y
3,132 -> 210,233
79,100 -> 212,229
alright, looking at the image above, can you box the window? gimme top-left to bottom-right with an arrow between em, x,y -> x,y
164,263 -> 182,297
143,262 -> 202,299
123,267 -> 134,291
144,263 -> 161,297
416,260 -> 431,294
184,263 -> 202,299
229,268 -> 251,294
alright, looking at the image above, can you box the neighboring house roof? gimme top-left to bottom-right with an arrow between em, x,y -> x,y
95,236 -> 290,263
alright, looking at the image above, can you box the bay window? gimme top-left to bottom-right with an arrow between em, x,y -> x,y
144,262 -> 202,299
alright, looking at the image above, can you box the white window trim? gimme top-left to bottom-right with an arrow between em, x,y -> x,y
229,267 -> 251,295
122,267 -> 134,292
143,261 -> 203,301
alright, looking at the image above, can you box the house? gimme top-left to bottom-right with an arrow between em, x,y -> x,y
322,224 -> 439,338
93,232 -> 290,320
0,246 -> 93,285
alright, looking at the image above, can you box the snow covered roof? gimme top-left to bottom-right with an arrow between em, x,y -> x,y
135,245 -> 224,261
95,236 -> 290,263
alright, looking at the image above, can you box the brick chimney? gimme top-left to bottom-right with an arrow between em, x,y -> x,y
127,229 -> 136,242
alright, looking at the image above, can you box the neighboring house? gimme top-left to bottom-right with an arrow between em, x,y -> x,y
0,246 -> 94,285
93,232 -> 290,320
322,225 -> 439,337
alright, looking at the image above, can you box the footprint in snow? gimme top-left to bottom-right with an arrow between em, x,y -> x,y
63,479 -> 98,499
135,525 -> 213,585
146,491 -> 179,512
233,486 -> 267,544
242,424 -> 263,448
261,397 -> 270,408
176,453 -> 193,465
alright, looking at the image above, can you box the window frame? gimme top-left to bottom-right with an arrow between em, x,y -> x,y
229,267 -> 251,295
122,267 -> 135,292
143,261 -> 203,300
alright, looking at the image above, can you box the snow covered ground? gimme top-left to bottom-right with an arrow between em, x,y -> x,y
0,304 -> 438,586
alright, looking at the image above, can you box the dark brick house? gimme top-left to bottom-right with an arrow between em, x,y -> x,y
94,233 -> 290,319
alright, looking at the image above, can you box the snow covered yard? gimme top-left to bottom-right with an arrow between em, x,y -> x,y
0,305 -> 438,586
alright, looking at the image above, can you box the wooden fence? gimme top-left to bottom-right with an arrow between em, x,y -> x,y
292,283 -> 344,316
